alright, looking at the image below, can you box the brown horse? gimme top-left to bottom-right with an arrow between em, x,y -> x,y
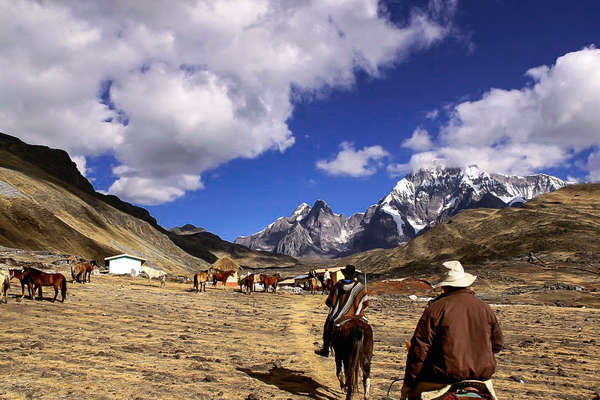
8,268 -> 33,299
193,270 -> 212,293
22,267 -> 67,302
331,317 -> 373,400
259,273 -> 280,293
239,274 -> 255,294
306,277 -> 318,294
70,257 -> 95,283
318,276 -> 333,294
211,269 -> 235,287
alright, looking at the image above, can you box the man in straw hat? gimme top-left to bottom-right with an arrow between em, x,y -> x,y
400,261 -> 504,400
314,264 -> 368,357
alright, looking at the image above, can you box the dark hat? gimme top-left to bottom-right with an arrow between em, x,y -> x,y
341,264 -> 356,277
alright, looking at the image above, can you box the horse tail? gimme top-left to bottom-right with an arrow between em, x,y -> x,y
346,324 -> 364,398
61,275 -> 67,301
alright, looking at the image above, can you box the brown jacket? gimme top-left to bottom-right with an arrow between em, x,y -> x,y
403,288 -> 503,387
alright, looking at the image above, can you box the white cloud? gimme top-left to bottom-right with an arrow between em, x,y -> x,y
588,151 -> 600,182
0,0 -> 456,204
317,142 -> 389,177
425,109 -> 439,119
71,155 -> 88,177
402,47 -> 600,176
402,127 -> 433,151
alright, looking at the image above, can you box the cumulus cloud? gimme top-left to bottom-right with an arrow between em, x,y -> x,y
401,46 -> 600,177
0,0 -> 456,204
317,142 -> 389,177
402,127 -> 433,151
425,109 -> 439,119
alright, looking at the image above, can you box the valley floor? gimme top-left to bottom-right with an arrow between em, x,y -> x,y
0,275 -> 599,400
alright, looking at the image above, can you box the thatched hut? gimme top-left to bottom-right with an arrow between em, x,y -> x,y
211,257 -> 241,287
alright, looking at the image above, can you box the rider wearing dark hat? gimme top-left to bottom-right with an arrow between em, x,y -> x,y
315,264 -> 369,357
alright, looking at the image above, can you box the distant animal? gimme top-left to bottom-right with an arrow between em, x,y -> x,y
22,267 -> 67,302
259,273 -> 281,293
159,274 -> 166,288
239,273 -> 255,294
69,256 -> 96,283
306,277 -> 318,295
0,271 -> 10,304
140,265 -> 167,285
8,268 -> 33,299
210,269 -> 235,287
331,317 -> 373,400
193,270 -> 212,293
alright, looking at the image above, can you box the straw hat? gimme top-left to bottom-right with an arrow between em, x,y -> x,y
433,260 -> 476,288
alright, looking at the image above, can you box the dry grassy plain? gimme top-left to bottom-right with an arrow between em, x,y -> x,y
1,274 -> 599,400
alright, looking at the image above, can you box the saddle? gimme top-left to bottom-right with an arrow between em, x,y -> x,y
424,380 -> 496,400
333,315 -> 369,330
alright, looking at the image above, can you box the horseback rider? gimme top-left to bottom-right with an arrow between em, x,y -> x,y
400,261 -> 504,400
315,264 -> 369,357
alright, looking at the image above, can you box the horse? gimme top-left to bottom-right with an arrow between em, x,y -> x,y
140,265 -> 167,286
331,317 -> 373,400
69,256 -> 95,283
306,277 -> 318,295
159,274 -> 166,288
211,269 -> 235,287
317,274 -> 333,294
193,270 -> 212,293
0,271 -> 9,304
259,273 -> 280,293
238,273 -> 255,294
8,268 -> 33,299
22,267 -> 67,302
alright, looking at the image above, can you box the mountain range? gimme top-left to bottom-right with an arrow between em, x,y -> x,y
235,165 -> 567,258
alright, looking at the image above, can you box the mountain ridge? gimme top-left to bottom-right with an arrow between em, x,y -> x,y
235,165 -> 567,257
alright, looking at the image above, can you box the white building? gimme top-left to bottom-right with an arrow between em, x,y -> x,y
105,254 -> 146,276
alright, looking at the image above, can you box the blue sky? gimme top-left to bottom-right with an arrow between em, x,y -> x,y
2,1 -> 600,241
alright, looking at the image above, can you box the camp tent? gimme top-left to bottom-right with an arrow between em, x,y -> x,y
211,257 -> 241,287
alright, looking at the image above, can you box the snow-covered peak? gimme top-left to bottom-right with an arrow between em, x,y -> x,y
290,202 -> 311,221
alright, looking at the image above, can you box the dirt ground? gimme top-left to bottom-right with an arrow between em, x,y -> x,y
1,274 -> 599,400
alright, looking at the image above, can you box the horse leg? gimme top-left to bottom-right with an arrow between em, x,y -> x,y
37,285 -> 43,300
336,356 -> 345,393
53,285 -> 58,302
363,359 -> 371,400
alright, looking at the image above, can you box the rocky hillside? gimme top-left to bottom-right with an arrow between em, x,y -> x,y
337,183 -> 600,274
236,165 -> 567,257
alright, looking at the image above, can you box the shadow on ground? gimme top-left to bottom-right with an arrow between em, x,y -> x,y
238,366 -> 339,400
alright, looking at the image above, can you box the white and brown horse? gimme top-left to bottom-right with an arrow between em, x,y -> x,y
193,270 -> 213,293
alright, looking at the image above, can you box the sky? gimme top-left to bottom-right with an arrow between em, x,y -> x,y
1,0 -> 600,241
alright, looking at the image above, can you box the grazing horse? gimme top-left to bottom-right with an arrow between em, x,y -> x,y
69,257 -> 95,283
140,265 -> 167,286
238,274 -> 255,294
0,271 -> 9,304
9,268 -> 33,299
331,317 -> 373,400
193,270 -> 212,293
22,267 -> 67,302
259,273 -> 280,293
211,269 -> 235,287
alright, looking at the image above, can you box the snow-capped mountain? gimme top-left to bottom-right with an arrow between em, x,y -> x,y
235,165 -> 567,257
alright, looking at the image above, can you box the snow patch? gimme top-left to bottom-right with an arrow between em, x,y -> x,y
381,204 -> 405,236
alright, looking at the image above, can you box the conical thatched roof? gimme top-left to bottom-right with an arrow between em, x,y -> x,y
211,256 -> 241,272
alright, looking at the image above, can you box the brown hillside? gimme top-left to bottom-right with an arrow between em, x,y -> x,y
336,184 -> 600,274
0,148 -> 208,274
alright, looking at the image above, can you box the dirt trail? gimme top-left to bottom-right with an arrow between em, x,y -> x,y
288,295 -> 342,399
